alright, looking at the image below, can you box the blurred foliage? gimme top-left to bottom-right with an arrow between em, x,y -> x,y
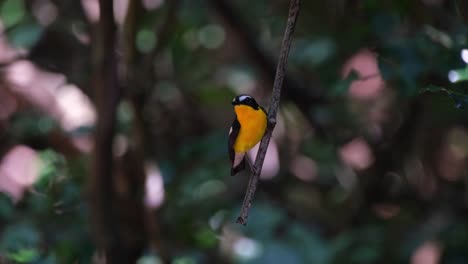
1,0 -> 468,263
0,150 -> 90,263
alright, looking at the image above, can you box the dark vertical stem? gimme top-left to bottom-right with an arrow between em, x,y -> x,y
236,0 -> 302,225
90,0 -> 129,262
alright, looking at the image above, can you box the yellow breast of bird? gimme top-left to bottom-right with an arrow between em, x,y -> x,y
233,105 -> 267,153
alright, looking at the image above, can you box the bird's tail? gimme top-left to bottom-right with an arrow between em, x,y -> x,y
231,156 -> 246,176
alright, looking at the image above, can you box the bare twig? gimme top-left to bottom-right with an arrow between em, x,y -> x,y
236,0 -> 301,225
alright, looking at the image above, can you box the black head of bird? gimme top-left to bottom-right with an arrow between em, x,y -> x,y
232,95 -> 261,110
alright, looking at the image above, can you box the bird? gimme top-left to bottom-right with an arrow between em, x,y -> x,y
228,94 -> 268,175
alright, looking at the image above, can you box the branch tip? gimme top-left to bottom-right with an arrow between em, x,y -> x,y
236,217 -> 247,225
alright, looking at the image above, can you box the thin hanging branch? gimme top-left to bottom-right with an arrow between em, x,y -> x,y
236,0 -> 302,225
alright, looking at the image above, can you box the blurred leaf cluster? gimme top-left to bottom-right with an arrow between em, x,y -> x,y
1,0 -> 468,263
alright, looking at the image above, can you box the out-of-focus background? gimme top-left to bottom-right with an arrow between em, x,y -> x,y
1,0 -> 468,263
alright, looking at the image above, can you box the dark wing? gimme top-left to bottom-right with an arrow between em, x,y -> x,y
229,117 -> 245,175
228,117 -> 240,163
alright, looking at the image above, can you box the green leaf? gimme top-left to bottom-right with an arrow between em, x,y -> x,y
0,194 -> 14,220
293,37 -> 336,66
194,227 -> 217,248
172,256 -> 197,264
286,224 -> 330,264
35,149 -> 65,193
8,23 -> 43,49
246,242 -> 301,264
137,255 -> 164,264
331,70 -> 359,96
450,67 -> 468,82
136,29 -> 157,53
117,101 -> 134,133
0,0 -> 25,28
239,202 -> 285,241
0,223 -> 41,251
7,248 -> 40,263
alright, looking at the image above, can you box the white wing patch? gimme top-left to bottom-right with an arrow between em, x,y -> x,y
238,95 -> 252,102
233,152 -> 245,168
